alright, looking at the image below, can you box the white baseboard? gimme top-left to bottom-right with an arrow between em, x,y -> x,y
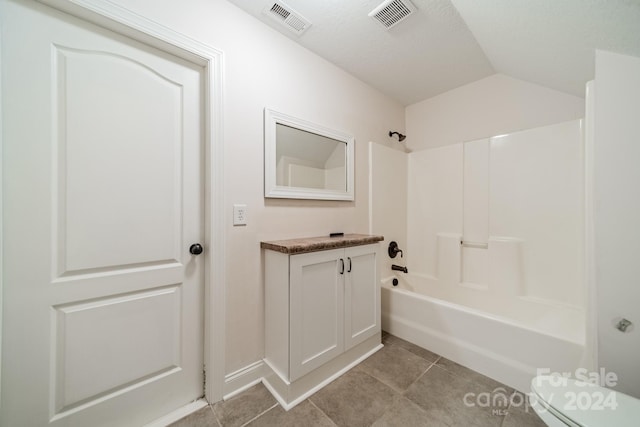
144,399 -> 209,427
222,335 -> 383,411
263,342 -> 383,411
261,335 -> 382,411
223,360 -> 265,400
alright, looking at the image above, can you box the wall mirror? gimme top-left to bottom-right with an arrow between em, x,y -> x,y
264,108 -> 354,200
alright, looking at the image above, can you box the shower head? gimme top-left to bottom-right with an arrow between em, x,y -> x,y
389,131 -> 406,142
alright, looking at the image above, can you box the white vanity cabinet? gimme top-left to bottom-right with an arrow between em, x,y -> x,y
289,244 -> 378,379
261,234 -> 383,409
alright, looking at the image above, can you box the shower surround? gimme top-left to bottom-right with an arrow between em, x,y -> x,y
371,119 -> 586,392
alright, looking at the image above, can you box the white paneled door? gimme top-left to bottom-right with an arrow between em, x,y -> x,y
1,1 -> 205,425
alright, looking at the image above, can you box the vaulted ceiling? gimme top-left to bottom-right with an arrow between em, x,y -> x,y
226,0 -> 640,105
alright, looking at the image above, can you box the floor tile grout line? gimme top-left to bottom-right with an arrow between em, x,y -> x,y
192,334 -> 542,426
379,339 -> 443,395
382,332 -> 442,364
352,366 -> 403,397
432,358 -> 506,392
174,334 -> 545,426
307,398 -> 339,427
205,403 -> 222,427
396,391 -> 436,420
425,360 -> 514,425
368,399 -> 393,426
238,402 -> 279,427
401,357 -> 439,397
505,391 -> 537,420
403,360 -> 512,427
210,403 -> 224,427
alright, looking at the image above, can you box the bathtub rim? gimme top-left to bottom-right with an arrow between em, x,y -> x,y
380,274 -> 585,346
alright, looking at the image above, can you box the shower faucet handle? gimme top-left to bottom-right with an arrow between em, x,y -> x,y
388,241 -> 403,258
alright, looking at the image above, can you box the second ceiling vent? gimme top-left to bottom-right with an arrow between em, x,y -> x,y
369,0 -> 417,30
263,0 -> 311,36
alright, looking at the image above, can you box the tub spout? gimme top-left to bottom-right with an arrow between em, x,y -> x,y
391,264 -> 408,274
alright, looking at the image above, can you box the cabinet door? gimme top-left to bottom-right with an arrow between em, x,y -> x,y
290,249 -> 345,381
344,245 -> 380,350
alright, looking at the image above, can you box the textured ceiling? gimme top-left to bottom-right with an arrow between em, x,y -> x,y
450,0 -> 640,97
226,0 -> 640,105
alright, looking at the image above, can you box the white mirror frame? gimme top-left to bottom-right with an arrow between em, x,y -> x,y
264,108 -> 355,201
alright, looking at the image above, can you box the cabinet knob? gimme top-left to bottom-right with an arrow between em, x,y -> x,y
339,258 -> 344,274
347,257 -> 352,273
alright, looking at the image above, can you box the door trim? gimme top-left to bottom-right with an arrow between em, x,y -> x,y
1,0 -> 227,405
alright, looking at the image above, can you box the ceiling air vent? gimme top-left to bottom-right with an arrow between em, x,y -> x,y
263,1 -> 311,36
369,0 -> 416,30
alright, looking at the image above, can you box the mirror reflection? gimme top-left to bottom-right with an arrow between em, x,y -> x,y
264,108 -> 354,201
275,123 -> 346,191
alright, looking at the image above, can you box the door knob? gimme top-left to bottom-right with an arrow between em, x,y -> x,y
189,243 -> 203,255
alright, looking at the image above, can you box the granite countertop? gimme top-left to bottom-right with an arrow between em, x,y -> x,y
261,233 -> 384,255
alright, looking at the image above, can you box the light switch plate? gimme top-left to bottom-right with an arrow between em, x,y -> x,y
233,204 -> 247,226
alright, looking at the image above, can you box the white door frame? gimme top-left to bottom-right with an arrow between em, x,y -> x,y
0,0 -> 226,405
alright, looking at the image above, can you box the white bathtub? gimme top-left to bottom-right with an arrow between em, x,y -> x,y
381,274 -> 586,392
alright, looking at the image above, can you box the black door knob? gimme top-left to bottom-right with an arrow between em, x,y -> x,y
189,243 -> 203,255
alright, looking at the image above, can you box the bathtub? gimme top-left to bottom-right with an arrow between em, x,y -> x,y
381,274 -> 586,393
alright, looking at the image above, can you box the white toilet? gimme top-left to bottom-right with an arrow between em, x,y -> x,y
530,375 -> 640,426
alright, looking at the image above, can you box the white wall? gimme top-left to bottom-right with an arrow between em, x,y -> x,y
593,50 -> 640,398
405,74 -> 585,150
107,0 -> 405,376
369,143 -> 407,277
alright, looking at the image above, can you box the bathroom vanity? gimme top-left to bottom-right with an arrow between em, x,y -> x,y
261,234 -> 383,409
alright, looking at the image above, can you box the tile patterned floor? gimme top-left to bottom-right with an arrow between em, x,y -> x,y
170,332 -> 546,427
